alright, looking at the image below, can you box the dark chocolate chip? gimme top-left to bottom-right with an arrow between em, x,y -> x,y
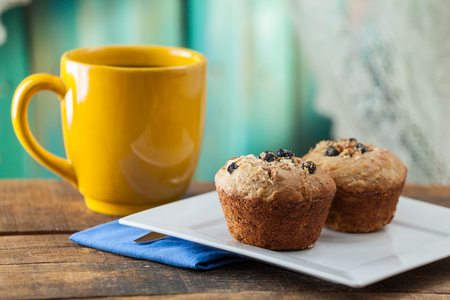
325,145 -> 339,156
227,162 -> 239,173
302,161 -> 316,174
355,143 -> 369,154
276,148 -> 295,158
349,138 -> 357,142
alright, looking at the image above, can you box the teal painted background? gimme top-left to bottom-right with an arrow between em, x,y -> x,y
0,0 -> 330,181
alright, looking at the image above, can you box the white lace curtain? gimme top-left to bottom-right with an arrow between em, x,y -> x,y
292,0 -> 450,183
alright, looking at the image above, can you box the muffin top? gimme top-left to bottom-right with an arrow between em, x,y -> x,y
302,138 -> 407,193
215,149 -> 336,202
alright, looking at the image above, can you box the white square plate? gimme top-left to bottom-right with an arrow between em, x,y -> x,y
119,192 -> 450,288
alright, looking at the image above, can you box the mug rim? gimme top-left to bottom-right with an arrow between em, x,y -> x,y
61,44 -> 206,71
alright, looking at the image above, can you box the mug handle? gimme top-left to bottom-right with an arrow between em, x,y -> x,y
11,74 -> 77,187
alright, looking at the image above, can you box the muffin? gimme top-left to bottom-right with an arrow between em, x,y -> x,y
302,138 -> 407,233
215,149 -> 336,250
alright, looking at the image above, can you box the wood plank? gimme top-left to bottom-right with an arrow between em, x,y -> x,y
0,180 -> 215,233
0,261 -> 189,299
0,181 -> 449,299
0,180 -> 116,233
0,242 -> 448,297
0,234 -> 127,265
0,241 -> 448,299
1,232 -> 449,296
0,180 -> 448,234
88,293 -> 450,300
403,184 -> 450,207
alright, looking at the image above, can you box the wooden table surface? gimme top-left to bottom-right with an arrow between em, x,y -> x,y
1,180 -> 449,299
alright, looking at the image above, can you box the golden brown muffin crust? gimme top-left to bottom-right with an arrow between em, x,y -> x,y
217,189 -> 334,250
302,138 -> 407,193
325,183 -> 405,232
215,153 -> 336,202
215,150 -> 337,250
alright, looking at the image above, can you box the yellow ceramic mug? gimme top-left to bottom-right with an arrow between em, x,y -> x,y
12,45 -> 207,215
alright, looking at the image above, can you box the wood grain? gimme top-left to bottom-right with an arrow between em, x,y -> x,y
92,293 -> 450,300
0,180 -> 449,299
402,184 -> 450,207
0,180 -> 216,234
1,245 -> 448,299
0,180 -> 116,233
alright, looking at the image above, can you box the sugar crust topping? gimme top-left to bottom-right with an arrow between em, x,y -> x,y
215,151 -> 336,201
303,138 -> 407,193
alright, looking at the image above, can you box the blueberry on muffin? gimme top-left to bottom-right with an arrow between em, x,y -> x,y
215,149 -> 336,250
303,138 -> 407,233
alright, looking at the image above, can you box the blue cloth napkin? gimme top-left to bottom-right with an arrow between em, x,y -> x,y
69,220 -> 247,270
